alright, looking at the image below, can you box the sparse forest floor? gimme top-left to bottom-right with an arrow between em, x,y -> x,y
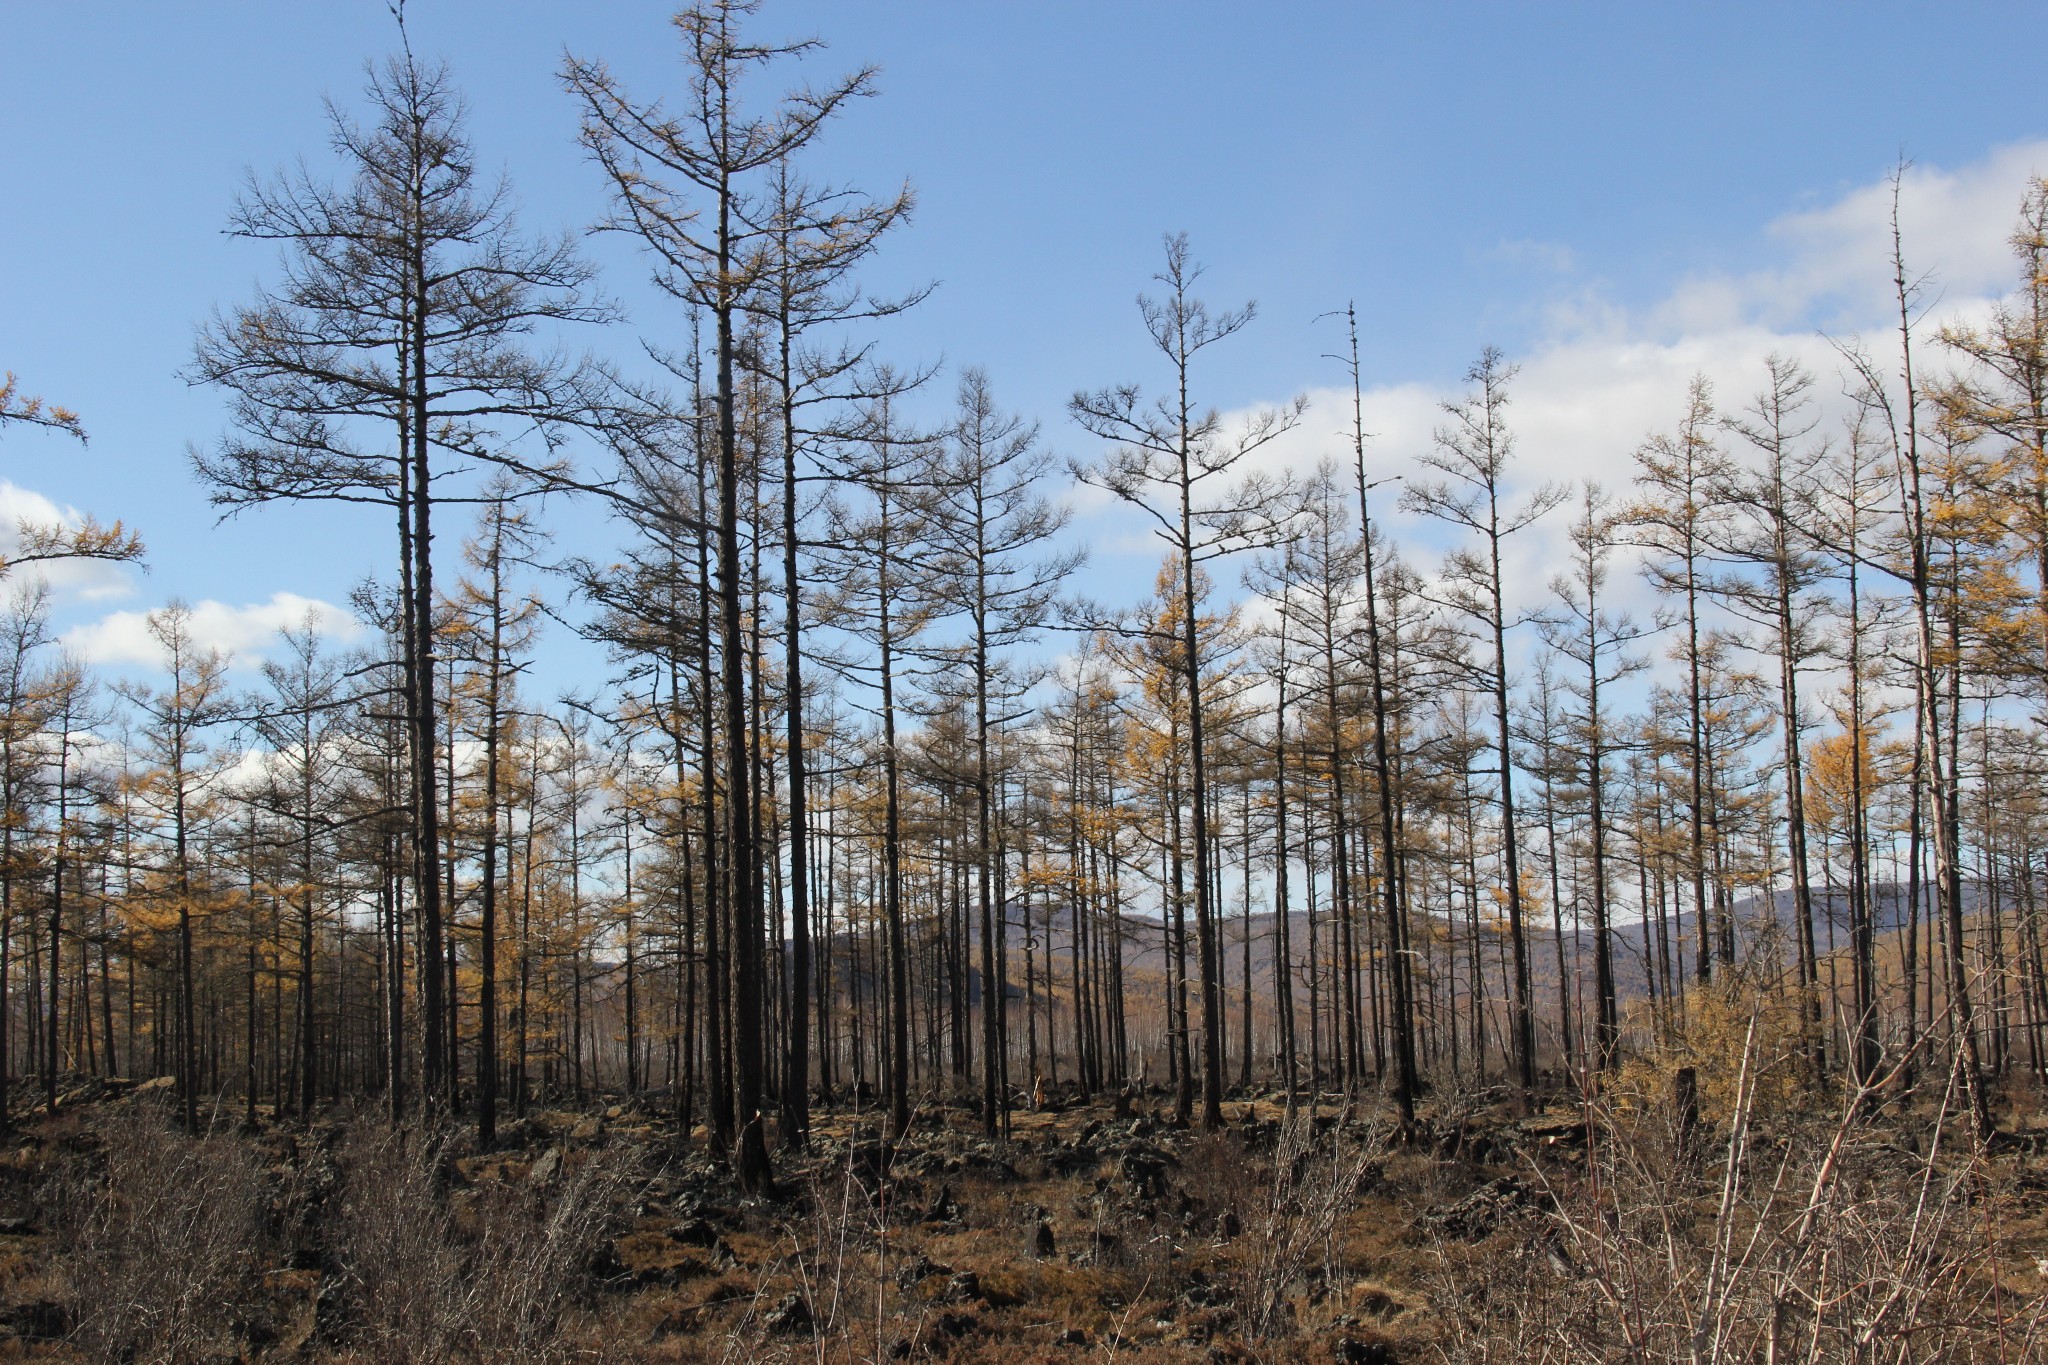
0,1055 -> 2042,1363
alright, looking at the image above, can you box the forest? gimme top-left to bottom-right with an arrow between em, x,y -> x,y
1,3 -> 2047,1361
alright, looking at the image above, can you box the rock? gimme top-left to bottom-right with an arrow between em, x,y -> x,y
943,1270 -> 985,1304
527,1146 -> 563,1185
894,1254 -> 951,1290
0,1301 -> 71,1341
0,1216 -> 35,1236
922,1182 -> 962,1224
1032,1219 -> 1056,1257
1333,1337 -> 1396,1365
1422,1175 -> 1547,1240
568,1116 -> 603,1142
1056,1327 -> 1090,1347
667,1216 -> 718,1247
764,1292 -> 813,1335
932,1310 -> 977,1340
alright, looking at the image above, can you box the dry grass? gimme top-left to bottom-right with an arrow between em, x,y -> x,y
28,1101 -> 639,1364
41,1105 -> 284,1363
3,1041 -> 2044,1363
1428,1018 -> 2048,1363
325,1117 -> 641,1363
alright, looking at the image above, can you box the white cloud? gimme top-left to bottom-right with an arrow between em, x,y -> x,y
1032,143 -> 2048,746
1489,238 -> 1579,274
64,592 -> 363,670
1753,142 -> 2045,326
1158,142 -> 2048,634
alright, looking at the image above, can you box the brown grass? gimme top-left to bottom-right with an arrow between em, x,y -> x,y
2,1031 -> 2044,1364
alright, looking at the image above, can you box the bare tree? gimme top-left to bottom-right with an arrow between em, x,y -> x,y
749,163 -> 918,1154
566,0 -> 878,1189
1629,376 -> 1733,983
249,615 -> 350,1118
194,44 -> 608,1115
1709,356 -> 1832,1075
452,495 -> 543,1147
1330,303 -> 1420,1121
1403,348 -> 1562,1093
817,383 -> 947,1140
1071,232 -> 1303,1130
932,368 -> 1076,1137
1539,483 -> 1653,1068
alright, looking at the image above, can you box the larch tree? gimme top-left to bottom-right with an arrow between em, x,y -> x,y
0,378 -> 143,577
1268,463 -> 1369,1093
1102,569 -> 1201,1117
932,367 -> 1076,1138
453,494 -> 543,1147
819,384 -> 947,1140
1519,651 -> 1581,1069
1937,178 -> 2048,721
1538,483 -> 1653,1070
250,614 -> 350,1118
0,375 -> 84,443
1629,376 -> 1733,984
566,0 -> 879,1190
1070,232 -> 1303,1131
0,588 -> 54,1130
40,654 -> 95,1113
1258,575 -> 1301,1109
749,162 -> 917,1154
194,45 -> 608,1115
1710,355 -> 1832,1074
1402,348 -> 1562,1093
1808,406 -> 1904,1090
120,603 -> 234,1131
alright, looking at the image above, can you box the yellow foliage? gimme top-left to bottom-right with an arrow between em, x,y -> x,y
1611,978 -> 1811,1125
0,371 -> 85,441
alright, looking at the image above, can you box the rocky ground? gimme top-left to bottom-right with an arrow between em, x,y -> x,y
0,1073 -> 2040,1362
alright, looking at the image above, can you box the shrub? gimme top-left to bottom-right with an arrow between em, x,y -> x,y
47,1106 -> 285,1363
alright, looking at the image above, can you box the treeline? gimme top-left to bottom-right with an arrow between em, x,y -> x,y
5,1 -> 2048,1191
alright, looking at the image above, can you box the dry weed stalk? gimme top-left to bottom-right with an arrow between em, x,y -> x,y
1241,1111 -> 1385,1340
52,1106 -> 280,1364
1434,1003 -> 2046,1363
328,1118 -> 636,1362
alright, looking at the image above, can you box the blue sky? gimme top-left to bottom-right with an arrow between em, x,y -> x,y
4,1 -> 2047,688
